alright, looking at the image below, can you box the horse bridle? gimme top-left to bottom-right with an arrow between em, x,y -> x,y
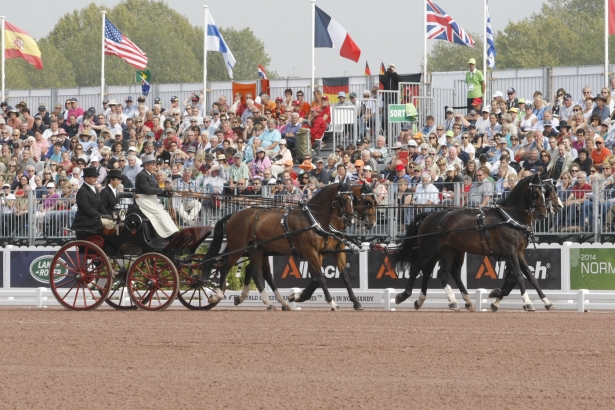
333,190 -> 356,226
354,190 -> 377,227
527,181 -> 548,218
541,179 -> 559,215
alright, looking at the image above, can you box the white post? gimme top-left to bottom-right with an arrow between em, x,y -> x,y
423,0 -> 427,87
483,0 -> 487,78
311,0 -> 315,94
1,16 -> 5,103
606,0 -> 609,87
204,5 -> 209,110
101,11 -> 106,106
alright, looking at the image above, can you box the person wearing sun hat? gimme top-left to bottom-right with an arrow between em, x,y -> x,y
134,154 -> 178,238
466,58 -> 485,113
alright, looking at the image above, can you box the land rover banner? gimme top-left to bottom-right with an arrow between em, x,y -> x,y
272,254 -> 360,289
570,248 -> 615,290
10,250 -> 62,288
466,248 -> 562,290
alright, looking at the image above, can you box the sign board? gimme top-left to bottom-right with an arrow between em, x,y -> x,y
10,250 -> 61,288
272,254 -> 360,289
388,104 -> 408,122
466,249 -> 562,290
367,251 -> 449,290
570,248 -> 615,290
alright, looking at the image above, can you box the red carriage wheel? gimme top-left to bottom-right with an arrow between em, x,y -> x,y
49,240 -> 112,311
127,253 -> 179,311
101,257 -> 138,310
177,255 -> 221,310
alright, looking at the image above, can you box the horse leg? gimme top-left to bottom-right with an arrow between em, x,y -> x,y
307,254 -> 339,311
435,251 -> 459,310
414,256 -> 439,310
513,254 -> 535,311
519,256 -> 554,311
334,252 -> 363,311
450,252 -> 474,311
395,250 -> 432,305
234,260 -> 253,306
262,257 -> 292,311
249,251 -> 276,311
208,253 -> 242,304
488,266 -> 518,312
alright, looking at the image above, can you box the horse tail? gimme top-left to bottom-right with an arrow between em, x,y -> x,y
392,212 -> 431,271
201,214 -> 232,277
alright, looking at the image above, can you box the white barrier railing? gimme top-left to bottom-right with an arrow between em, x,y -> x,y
4,287 -> 614,312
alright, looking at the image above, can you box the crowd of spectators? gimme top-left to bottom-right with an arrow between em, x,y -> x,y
3,79 -> 615,237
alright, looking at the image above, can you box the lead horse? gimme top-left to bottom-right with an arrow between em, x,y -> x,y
393,173 -> 556,311
201,183 -> 357,311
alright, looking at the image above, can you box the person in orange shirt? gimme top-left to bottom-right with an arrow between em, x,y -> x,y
259,94 -> 276,115
591,135 -> 611,167
296,90 -> 311,115
273,97 -> 286,119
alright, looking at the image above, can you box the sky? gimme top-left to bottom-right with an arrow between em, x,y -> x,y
2,0 -> 548,79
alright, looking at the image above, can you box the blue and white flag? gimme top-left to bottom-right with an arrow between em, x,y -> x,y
486,1 -> 496,69
206,12 -> 236,79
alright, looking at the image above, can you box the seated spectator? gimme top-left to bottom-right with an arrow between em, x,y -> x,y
564,171 -> 592,230
467,168 -> 494,207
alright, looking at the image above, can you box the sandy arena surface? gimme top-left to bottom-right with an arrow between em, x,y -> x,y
0,308 -> 613,409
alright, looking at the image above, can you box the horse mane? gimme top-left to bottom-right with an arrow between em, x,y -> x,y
497,173 -> 537,208
307,182 -> 340,204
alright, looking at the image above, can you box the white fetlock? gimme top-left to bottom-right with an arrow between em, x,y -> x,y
238,285 -> 250,304
492,298 -> 502,308
273,289 -> 290,309
417,292 -> 426,308
444,285 -> 458,306
329,300 -> 339,311
260,290 -> 272,308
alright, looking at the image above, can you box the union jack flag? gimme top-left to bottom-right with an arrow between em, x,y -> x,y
426,0 -> 475,47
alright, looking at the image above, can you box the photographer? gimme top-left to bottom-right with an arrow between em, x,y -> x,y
382,63 -> 401,92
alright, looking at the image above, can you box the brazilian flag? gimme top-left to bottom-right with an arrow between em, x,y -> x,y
135,70 -> 151,83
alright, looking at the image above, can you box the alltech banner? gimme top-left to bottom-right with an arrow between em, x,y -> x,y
272,254 -> 360,289
570,248 -> 615,290
10,250 -> 59,288
466,248 -> 562,290
368,251 -> 444,289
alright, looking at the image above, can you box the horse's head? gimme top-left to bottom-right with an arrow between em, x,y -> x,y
334,183 -> 355,226
527,173 -> 548,220
542,178 -> 563,215
352,184 -> 377,230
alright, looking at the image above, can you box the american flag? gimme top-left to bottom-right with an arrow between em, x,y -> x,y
426,0 -> 475,47
104,18 -> 148,69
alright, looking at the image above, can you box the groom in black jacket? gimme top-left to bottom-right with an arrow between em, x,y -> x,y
71,167 -> 114,231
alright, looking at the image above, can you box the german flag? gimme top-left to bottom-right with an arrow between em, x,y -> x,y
3,21 -> 43,69
379,62 -> 385,75
364,61 -> 371,76
322,77 -> 349,101
378,62 -> 385,89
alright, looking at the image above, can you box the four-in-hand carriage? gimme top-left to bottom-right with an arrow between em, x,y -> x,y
49,195 -> 221,311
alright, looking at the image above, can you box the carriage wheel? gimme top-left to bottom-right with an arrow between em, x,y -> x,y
100,257 -> 138,310
127,253 -> 179,311
177,255 -> 221,310
50,240 -> 112,311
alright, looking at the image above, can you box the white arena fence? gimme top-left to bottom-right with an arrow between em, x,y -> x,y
2,242 -> 615,311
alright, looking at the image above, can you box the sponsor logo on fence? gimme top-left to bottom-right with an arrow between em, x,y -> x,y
30,255 -> 67,284
466,249 -> 561,290
368,252 -> 444,289
273,254 -> 360,288
570,248 -> 615,290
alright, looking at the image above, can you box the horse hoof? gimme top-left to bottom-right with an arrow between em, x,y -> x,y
448,302 -> 459,310
281,305 -> 292,311
288,294 -> 296,303
233,295 -> 241,306
207,295 -> 220,304
488,288 -> 501,298
465,303 -> 475,312
331,306 -> 340,312
353,303 -> 364,311
414,300 -> 421,310
523,304 -> 535,312
395,293 -> 405,305
490,303 -> 498,312
266,305 -> 277,311
545,303 -> 555,311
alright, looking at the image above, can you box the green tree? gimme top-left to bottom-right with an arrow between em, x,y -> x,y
1,0 -> 276,89
426,32 -> 483,72
427,0 -> 615,71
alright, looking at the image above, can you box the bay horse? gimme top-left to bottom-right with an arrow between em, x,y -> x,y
234,183 -> 377,310
392,173 -> 552,311
201,183 -> 356,311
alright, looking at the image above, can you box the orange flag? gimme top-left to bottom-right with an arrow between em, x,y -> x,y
3,21 -> 43,70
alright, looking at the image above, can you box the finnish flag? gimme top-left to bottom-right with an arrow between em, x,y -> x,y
206,13 -> 236,79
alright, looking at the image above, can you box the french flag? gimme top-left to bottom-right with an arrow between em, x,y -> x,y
314,6 -> 361,63
258,64 -> 268,79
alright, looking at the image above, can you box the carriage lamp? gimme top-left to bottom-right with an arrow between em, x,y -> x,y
113,205 -> 126,222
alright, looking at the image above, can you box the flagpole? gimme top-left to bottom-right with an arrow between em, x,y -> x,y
101,11 -> 106,106
483,0 -> 487,78
1,16 -> 5,103
423,0 -> 427,88
204,5 -> 209,109
606,0 -> 609,87
311,0 -> 315,94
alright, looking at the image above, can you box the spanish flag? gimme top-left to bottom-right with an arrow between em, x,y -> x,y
3,21 -> 43,70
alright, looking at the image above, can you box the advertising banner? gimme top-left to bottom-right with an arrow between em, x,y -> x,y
367,251 -> 447,290
466,249 -> 562,290
10,250 -> 62,288
272,254 -> 360,289
570,248 -> 615,290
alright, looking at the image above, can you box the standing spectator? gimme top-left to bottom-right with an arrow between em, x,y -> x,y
465,58 -> 485,112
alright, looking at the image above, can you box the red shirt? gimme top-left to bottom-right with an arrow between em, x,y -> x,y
571,182 -> 591,199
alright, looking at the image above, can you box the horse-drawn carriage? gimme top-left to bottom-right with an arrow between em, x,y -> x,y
48,194 -> 222,311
